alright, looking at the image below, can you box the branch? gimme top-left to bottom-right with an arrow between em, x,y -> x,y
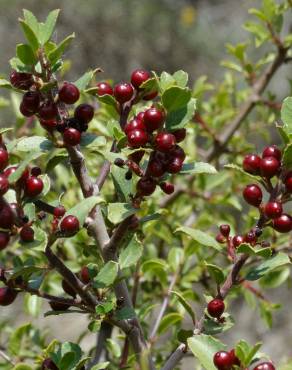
88,321 -> 113,367
161,344 -> 187,370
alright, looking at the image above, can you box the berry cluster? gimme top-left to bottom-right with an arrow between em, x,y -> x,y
213,349 -> 240,370
10,70 -> 94,146
242,145 -> 292,234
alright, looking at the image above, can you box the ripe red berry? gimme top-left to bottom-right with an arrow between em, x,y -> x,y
143,90 -> 158,101
96,82 -> 113,96
22,91 -> 40,112
264,201 -> 283,219
25,176 -> 44,197
253,362 -> 276,370
0,287 -> 17,306
127,129 -> 149,148
63,128 -> 81,146
19,101 -> 34,117
147,160 -> 165,177
219,225 -> 230,237
172,128 -> 186,143
155,132 -> 176,152
213,351 -> 233,370
124,118 -> 146,135
80,266 -> 91,284
0,202 -> 15,229
143,108 -> 165,132
131,69 -> 151,89
207,298 -> 225,318
243,184 -> 262,207
160,182 -> 175,194
60,215 -> 80,235
245,230 -> 257,244
273,214 -> 292,233
243,154 -> 261,175
285,173 -> 292,193
74,104 -> 94,123
0,175 -> 9,196
260,157 -> 280,178
3,166 -> 29,184
262,145 -> 281,161
228,349 -> 240,366
170,145 -> 186,161
216,234 -> 226,244
137,177 -> 156,196
113,82 -> 134,103
38,101 -> 58,120
10,70 -> 33,90
62,279 -> 76,297
49,301 -> 70,312
31,167 -> 42,177
41,358 -> 59,370
232,235 -> 244,247
20,226 -> 34,242
129,150 -> 145,164
0,148 -> 9,171
54,205 -> 66,218
58,82 -> 80,104
0,232 -> 10,250
167,157 -> 183,174
40,118 -> 57,132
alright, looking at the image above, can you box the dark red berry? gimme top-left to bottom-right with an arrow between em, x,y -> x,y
243,154 -> 261,175
25,176 -> 44,197
74,104 -> 94,124
49,301 -> 70,312
160,182 -> 175,194
285,173 -> 292,193
143,90 -> 158,101
143,108 -> 165,132
124,118 -> 146,135
273,214 -> 292,233
136,111 -> 145,121
54,205 -> 66,218
147,160 -> 165,177
40,118 -> 57,132
62,279 -> 76,297
31,167 -> 42,177
245,230 -> 257,244
58,82 -> 80,104
253,362 -> 275,370
63,128 -> 81,146
170,145 -> 186,161
0,287 -> 17,306
0,201 -> 15,229
207,298 -> 225,318
233,235 -> 244,247
219,225 -> 230,237
127,129 -> 149,148
113,82 -> 134,103
262,145 -> 281,161
155,132 -> 176,152
137,177 -> 156,196
10,70 -> 33,90
22,91 -> 40,112
0,175 -> 9,196
172,128 -> 186,143
167,157 -> 183,174
129,150 -> 145,164
213,351 -> 233,370
60,215 -> 80,235
0,232 -> 10,250
264,201 -> 283,219
19,101 -> 34,117
38,101 -> 58,120
243,184 -> 262,207
96,82 -> 113,96
260,157 -> 280,178
131,69 -> 150,89
3,166 -> 29,184
41,358 -> 59,370
229,349 -> 240,366
0,148 -> 8,171
216,234 -> 226,244
20,226 -> 34,242
80,266 -> 90,284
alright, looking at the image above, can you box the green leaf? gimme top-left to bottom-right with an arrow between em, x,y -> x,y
19,20 -> 39,51
141,259 -> 168,274
115,307 -> 136,320
0,127 -> 13,134
93,261 -> 118,288
259,266 -> 290,289
9,151 -> 44,184
205,263 -> 225,284
46,150 -> 68,172
16,44 -> 36,65
23,9 -> 39,36
162,86 -> 191,112
282,143 -> 292,169
245,253 -> 291,281
107,203 -> 137,225
15,136 -> 54,152
8,323 -> 32,356
160,72 -> 176,91
158,313 -> 183,334
40,9 -> 60,44
173,70 -> 188,88
119,236 -> 143,269
165,98 -> 196,130
95,302 -> 114,315
175,226 -> 222,251
91,363 -> 110,370
224,164 -> 260,181
95,93 -> 117,108
180,162 -> 217,175
168,247 -> 184,271
204,314 -> 235,335
281,97 -> 292,135
24,294 -> 42,317
74,69 -> 98,91
63,196 -> 103,226
171,291 -> 196,324
236,243 -> 272,258
80,133 -> 106,151
188,334 -> 227,370
12,364 -> 32,370
111,165 -> 134,202
48,33 -> 75,64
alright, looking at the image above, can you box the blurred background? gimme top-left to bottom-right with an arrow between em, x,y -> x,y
0,0 -> 291,368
